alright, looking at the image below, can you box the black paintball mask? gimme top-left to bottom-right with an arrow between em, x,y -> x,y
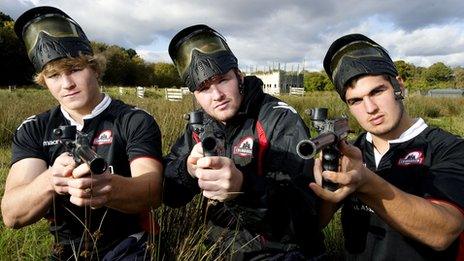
168,24 -> 239,92
323,34 -> 402,101
14,6 -> 93,72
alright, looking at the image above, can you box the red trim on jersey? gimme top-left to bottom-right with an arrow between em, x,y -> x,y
427,198 -> 464,217
458,232 -> 464,261
427,198 -> 464,261
192,132 -> 201,143
256,121 -> 269,176
139,211 -> 160,235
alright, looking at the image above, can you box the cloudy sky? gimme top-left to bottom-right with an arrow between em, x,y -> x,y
3,0 -> 464,72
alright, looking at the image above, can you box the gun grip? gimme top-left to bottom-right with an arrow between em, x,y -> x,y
322,146 -> 340,191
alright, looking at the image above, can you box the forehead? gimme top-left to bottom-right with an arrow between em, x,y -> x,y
345,75 -> 391,99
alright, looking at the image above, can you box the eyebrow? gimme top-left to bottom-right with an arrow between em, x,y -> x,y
346,84 -> 387,101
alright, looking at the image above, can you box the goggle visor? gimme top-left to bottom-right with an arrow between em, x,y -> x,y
174,32 -> 229,77
23,14 -> 80,56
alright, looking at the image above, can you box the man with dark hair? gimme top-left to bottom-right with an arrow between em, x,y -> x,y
164,24 -> 325,260
311,33 -> 464,260
1,6 -> 163,259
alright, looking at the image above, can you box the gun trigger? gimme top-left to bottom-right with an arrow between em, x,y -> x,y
73,155 -> 82,165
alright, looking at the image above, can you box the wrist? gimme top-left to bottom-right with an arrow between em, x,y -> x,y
356,167 -> 377,195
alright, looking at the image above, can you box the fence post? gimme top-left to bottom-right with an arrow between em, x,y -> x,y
136,86 -> 145,98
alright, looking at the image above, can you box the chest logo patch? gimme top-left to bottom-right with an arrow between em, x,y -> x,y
233,136 -> 254,157
93,130 -> 113,146
398,150 -> 424,166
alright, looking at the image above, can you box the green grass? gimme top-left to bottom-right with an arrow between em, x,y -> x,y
1,87 -> 463,259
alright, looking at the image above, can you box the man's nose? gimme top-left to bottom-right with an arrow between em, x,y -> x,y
363,96 -> 378,114
210,85 -> 224,100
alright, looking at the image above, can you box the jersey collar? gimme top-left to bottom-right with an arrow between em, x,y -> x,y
366,118 -> 428,168
366,117 -> 428,144
60,94 -> 112,131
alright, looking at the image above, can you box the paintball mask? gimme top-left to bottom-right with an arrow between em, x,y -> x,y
323,34 -> 400,101
168,24 -> 238,92
14,6 -> 93,71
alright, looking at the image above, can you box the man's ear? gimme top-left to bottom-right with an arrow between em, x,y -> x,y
396,76 -> 405,92
237,69 -> 244,84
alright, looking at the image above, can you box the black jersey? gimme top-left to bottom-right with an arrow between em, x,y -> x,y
163,76 -> 325,259
342,119 -> 464,260
12,97 -> 162,257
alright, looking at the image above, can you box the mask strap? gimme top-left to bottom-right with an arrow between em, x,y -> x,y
389,76 -> 404,100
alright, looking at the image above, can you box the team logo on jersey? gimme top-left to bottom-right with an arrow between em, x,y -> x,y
93,130 -> 113,146
397,150 -> 425,166
43,139 -> 60,147
233,136 -> 254,157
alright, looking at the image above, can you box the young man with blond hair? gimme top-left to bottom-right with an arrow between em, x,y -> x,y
1,6 -> 163,259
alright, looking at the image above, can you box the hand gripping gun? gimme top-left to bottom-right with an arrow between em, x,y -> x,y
296,108 -> 349,191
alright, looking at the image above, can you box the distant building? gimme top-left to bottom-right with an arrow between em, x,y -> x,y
251,70 -> 304,95
426,88 -> 464,98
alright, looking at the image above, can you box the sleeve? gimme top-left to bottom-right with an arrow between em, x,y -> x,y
259,105 -> 323,249
425,129 -> 464,209
122,110 -> 162,162
263,105 -> 319,213
163,125 -> 201,207
267,107 -> 315,182
11,115 -> 48,165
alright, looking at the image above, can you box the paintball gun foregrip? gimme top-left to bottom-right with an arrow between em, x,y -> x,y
54,126 -> 108,174
296,108 -> 349,191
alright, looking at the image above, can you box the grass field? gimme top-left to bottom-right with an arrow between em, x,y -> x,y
0,87 -> 463,259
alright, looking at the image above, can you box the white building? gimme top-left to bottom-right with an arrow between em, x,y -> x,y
251,70 -> 304,95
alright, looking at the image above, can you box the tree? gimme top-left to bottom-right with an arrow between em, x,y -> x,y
424,62 -> 454,86
453,66 -> 464,88
394,60 -> 415,80
102,45 -> 131,85
303,71 -> 331,91
91,41 -> 109,53
126,48 -> 137,59
153,62 -> 183,88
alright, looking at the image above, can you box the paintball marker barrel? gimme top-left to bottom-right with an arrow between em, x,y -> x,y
202,135 -> 220,156
74,143 -> 108,174
296,108 -> 350,191
296,132 -> 338,159
186,110 -> 225,157
296,117 -> 349,160
53,126 -> 108,174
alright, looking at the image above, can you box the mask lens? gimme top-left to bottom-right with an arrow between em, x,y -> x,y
330,41 -> 385,75
174,32 -> 228,77
23,15 -> 79,55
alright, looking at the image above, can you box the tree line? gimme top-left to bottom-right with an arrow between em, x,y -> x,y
302,60 -> 464,92
2,11 -> 464,90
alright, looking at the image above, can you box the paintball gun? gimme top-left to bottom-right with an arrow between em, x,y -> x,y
296,108 -> 349,191
53,125 -> 108,174
184,111 -> 225,156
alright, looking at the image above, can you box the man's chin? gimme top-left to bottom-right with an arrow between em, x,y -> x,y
212,112 -> 234,122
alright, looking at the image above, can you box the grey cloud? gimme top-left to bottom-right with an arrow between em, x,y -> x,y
3,0 -> 464,69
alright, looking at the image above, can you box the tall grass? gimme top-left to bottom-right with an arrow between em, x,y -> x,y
1,87 -> 463,259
